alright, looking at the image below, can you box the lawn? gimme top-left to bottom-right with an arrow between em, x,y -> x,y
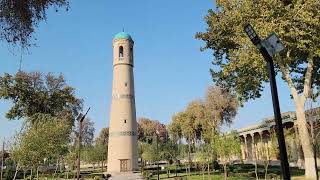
144,164 -> 317,180
148,171 -> 256,180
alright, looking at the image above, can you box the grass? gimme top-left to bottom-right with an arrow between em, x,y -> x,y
149,172 -> 256,180
145,164 -> 318,180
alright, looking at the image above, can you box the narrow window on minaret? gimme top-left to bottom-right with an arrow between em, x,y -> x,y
130,47 -> 133,62
124,119 -> 127,123
119,46 -> 124,58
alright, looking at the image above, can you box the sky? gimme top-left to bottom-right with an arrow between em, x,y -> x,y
0,0 -> 299,141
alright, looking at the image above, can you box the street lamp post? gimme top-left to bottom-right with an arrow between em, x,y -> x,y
244,24 -> 291,180
76,107 -> 91,180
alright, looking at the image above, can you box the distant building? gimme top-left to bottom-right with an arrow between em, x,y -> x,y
236,108 -> 320,167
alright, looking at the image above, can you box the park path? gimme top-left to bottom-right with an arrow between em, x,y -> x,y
108,172 -> 144,180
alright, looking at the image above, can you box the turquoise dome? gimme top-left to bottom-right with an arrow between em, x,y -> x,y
114,32 -> 133,41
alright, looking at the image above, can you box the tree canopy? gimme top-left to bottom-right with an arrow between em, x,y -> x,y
196,0 -> 320,103
0,71 -> 82,126
0,0 -> 69,48
137,117 -> 168,142
11,114 -> 69,170
95,127 -> 109,146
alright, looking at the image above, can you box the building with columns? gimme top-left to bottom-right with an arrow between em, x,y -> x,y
107,32 -> 138,173
237,108 -> 320,167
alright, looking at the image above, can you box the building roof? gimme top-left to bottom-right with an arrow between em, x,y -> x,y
114,32 -> 133,41
236,107 -> 320,135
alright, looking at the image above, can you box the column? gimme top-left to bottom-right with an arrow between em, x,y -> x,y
244,134 -> 248,161
251,133 -> 255,161
258,131 -> 263,160
240,136 -> 246,160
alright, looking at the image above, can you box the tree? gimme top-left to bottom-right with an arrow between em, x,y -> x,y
257,131 -> 279,180
204,85 -> 238,130
95,127 -> 109,146
196,0 -> 320,178
81,146 -> 100,169
95,127 -> 109,172
79,117 -> 95,147
0,72 -> 82,127
212,132 -> 241,180
137,117 -> 168,143
195,145 -> 210,180
10,114 -> 69,179
160,140 -> 180,178
168,101 -> 206,176
0,0 -> 69,48
141,142 -> 158,163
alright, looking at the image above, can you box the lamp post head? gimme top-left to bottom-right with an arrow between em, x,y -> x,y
244,24 -> 261,46
76,113 -> 83,122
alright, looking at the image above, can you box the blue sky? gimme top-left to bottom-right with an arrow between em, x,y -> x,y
0,0 -> 297,140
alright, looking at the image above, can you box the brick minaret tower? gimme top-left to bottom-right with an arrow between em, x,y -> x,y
107,32 -> 138,173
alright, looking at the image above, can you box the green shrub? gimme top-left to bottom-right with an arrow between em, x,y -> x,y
94,176 -> 102,180
266,173 -> 278,179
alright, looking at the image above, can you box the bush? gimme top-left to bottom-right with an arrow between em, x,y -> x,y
94,176 -> 102,180
247,171 -> 256,177
266,173 -> 278,179
62,171 -> 76,179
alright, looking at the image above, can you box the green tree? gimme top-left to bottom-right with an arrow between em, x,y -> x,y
0,72 -> 82,126
257,131 -> 279,180
169,101 -> 206,176
95,127 -> 109,172
195,145 -> 210,180
196,0 -> 320,178
141,142 -> 158,163
0,0 -> 69,48
212,132 -> 241,180
11,114 -> 69,179
81,146 -> 100,169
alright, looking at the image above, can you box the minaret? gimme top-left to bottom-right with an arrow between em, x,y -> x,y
107,32 -> 138,173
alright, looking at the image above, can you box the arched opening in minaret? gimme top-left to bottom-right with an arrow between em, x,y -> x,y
119,46 -> 124,58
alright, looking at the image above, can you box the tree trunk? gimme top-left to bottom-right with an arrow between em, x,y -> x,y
264,160 -> 269,180
223,164 -> 227,180
175,163 -> 177,177
102,159 -> 104,172
12,163 -> 19,180
295,101 -> 317,179
255,160 -> 258,180
202,169 -> 204,180
53,158 -> 59,178
188,141 -> 191,177
36,166 -> 39,180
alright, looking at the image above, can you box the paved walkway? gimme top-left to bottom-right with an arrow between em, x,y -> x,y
108,172 -> 144,180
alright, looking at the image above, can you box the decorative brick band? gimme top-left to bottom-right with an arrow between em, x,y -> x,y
112,94 -> 134,100
113,63 -> 133,67
109,131 -> 137,137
